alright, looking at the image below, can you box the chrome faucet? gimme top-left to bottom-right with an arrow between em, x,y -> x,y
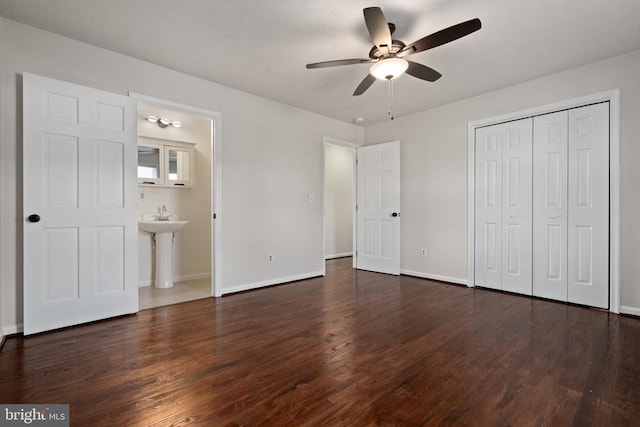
156,204 -> 172,221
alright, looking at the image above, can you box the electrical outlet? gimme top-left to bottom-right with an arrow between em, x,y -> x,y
267,253 -> 274,263
420,248 -> 427,257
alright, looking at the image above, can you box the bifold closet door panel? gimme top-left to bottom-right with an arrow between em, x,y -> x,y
500,119 -> 533,295
475,118 -> 532,294
475,124 -> 503,290
567,103 -> 609,309
533,111 -> 569,301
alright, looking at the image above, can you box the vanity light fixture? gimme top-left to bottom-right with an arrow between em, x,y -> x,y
145,115 -> 182,129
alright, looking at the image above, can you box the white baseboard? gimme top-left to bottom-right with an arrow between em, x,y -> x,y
177,272 -> 211,282
2,323 -> 24,336
325,252 -> 353,260
139,272 -> 211,288
400,269 -> 468,286
620,305 -> 640,317
221,271 -> 324,295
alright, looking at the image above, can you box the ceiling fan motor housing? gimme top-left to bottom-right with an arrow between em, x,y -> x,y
368,40 -> 406,59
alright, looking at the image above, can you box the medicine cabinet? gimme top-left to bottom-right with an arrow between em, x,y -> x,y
137,137 -> 195,187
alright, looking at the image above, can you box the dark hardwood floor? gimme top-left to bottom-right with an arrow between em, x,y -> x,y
1,257 -> 639,426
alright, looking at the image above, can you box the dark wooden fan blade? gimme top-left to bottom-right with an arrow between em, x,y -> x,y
363,7 -> 392,52
306,58 -> 373,69
353,74 -> 377,96
406,61 -> 442,82
399,18 -> 481,57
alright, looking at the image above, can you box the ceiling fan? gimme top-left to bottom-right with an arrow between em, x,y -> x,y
306,7 -> 481,96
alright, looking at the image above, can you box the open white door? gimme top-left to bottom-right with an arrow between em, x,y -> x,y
356,141 -> 400,275
23,73 -> 138,335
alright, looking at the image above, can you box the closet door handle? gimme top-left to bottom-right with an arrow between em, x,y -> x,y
549,215 -> 559,219
509,213 -> 516,218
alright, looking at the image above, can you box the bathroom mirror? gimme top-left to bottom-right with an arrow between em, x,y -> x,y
167,148 -> 191,182
137,144 -> 163,184
138,137 -> 195,187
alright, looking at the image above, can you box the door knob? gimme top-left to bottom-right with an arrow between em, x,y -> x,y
391,212 -> 399,217
27,214 -> 41,223
509,213 -> 516,218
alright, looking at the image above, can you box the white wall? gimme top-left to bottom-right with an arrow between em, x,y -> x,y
0,19 -> 364,332
365,49 -> 640,311
136,105 -> 212,286
324,143 -> 354,258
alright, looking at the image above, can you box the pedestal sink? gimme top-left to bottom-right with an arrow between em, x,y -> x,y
139,220 -> 189,288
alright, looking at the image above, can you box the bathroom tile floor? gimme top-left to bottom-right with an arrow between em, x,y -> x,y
138,278 -> 211,310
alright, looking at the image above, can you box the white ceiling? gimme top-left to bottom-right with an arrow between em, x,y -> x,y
1,0 -> 640,125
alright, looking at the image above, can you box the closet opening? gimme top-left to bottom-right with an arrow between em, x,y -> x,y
467,90 -> 620,312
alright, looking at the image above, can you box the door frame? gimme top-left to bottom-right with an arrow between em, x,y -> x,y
129,92 -> 223,297
466,89 -> 621,313
322,137 -> 358,274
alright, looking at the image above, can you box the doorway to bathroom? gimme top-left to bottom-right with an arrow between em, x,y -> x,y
131,93 -> 222,309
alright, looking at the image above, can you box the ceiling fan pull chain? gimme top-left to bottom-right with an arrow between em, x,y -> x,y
387,78 -> 395,120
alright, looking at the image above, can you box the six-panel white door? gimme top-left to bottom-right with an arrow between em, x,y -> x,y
23,73 -> 138,335
532,104 -> 610,308
475,118 -> 532,295
356,141 -> 400,275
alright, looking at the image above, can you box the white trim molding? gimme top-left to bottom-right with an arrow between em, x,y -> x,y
401,270 -> 468,286
221,271 -> 324,295
620,306 -> 640,317
138,272 -> 212,288
2,323 -> 23,336
467,89 -> 621,313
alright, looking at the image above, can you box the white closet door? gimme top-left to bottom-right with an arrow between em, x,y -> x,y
533,111 -> 569,301
501,119 -> 533,295
567,103 -> 609,308
475,124 -> 503,290
475,119 -> 532,294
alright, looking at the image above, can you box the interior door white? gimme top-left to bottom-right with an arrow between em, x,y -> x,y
23,73 -> 138,335
474,118 -> 532,294
567,102 -> 609,308
356,141 -> 400,275
474,124 -> 503,290
500,119 -> 533,295
533,110 -> 569,301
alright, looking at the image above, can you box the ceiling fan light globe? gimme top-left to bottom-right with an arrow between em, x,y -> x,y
370,58 -> 408,80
